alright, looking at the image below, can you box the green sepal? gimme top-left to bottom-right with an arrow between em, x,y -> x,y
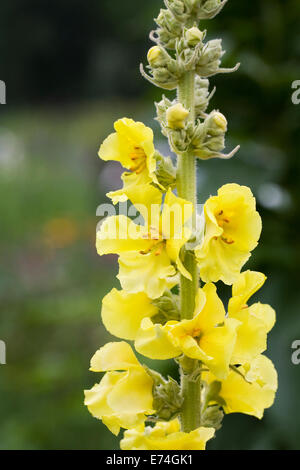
201,405 -> 224,430
151,290 -> 180,324
144,368 -> 184,422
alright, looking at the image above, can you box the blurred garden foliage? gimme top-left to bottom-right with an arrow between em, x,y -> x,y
0,0 -> 300,449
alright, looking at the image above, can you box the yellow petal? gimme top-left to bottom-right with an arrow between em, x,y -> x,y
196,184 -> 262,285
107,171 -> 152,205
118,250 -> 176,299
84,372 -> 120,418
121,419 -> 215,450
229,270 -> 266,315
114,118 -> 156,180
102,416 -> 122,436
220,355 -> 278,419
135,318 -> 181,360
166,238 -> 192,280
196,238 -> 251,285
196,284 -> 226,330
248,302 -> 276,333
90,342 -> 140,372
123,182 -> 162,228
198,318 -> 240,379
98,131 -> 132,168
101,289 -> 158,340
162,189 -> 193,240
114,118 -> 154,155
96,215 -> 151,255
230,310 -> 268,365
107,367 -> 154,417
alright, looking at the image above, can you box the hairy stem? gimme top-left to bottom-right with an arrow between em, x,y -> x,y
177,71 -> 201,431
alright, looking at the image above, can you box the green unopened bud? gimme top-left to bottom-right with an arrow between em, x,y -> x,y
166,103 -> 189,129
154,8 -> 184,49
185,26 -> 204,47
151,290 -> 180,324
196,0 -> 227,19
202,0 -> 223,14
145,368 -> 183,422
196,39 -> 223,77
195,77 -> 212,115
168,0 -> 185,16
206,134 -> 225,151
201,405 -> 224,430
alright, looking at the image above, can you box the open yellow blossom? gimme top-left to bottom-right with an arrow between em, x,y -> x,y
84,342 -> 154,435
98,118 -> 160,204
101,288 -> 158,340
135,283 -> 240,379
96,186 -> 193,299
195,184 -> 262,285
120,419 -> 215,450
203,355 -> 278,419
229,270 -> 276,364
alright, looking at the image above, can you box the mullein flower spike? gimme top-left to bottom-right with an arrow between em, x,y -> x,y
85,0 -> 277,450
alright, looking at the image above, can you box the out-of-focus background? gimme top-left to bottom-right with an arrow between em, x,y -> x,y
0,0 -> 299,450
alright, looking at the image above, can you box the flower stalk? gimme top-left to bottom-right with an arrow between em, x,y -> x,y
84,0 -> 278,451
176,70 -> 202,431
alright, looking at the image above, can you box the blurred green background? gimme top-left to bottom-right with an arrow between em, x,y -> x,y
0,0 -> 300,450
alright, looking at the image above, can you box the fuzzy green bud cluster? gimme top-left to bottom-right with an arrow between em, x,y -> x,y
152,1 -> 227,50
153,153 -> 177,191
194,77 -> 215,116
153,8 -> 184,49
155,1 -> 228,49
145,368 -> 184,422
152,290 -> 180,324
142,46 -> 181,90
155,95 -> 238,159
196,38 -> 224,77
191,110 -> 239,159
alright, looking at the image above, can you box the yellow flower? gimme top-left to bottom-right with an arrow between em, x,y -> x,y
96,186 -> 193,299
120,419 -> 215,450
101,288 -> 158,340
228,270 -> 276,364
203,355 -> 278,419
84,342 -> 154,435
135,283 -> 240,379
195,184 -> 262,285
98,118 -> 160,204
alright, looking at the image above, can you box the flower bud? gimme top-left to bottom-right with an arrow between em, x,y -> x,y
195,0 -> 226,19
155,8 -> 183,49
212,111 -> 227,132
166,103 -> 190,129
152,290 -> 180,323
185,26 -> 204,47
196,39 -> 224,77
195,77 -> 211,115
168,0 -> 185,16
147,46 -> 166,67
202,0 -> 222,14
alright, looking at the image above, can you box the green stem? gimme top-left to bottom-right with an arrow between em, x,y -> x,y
176,71 -> 202,432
